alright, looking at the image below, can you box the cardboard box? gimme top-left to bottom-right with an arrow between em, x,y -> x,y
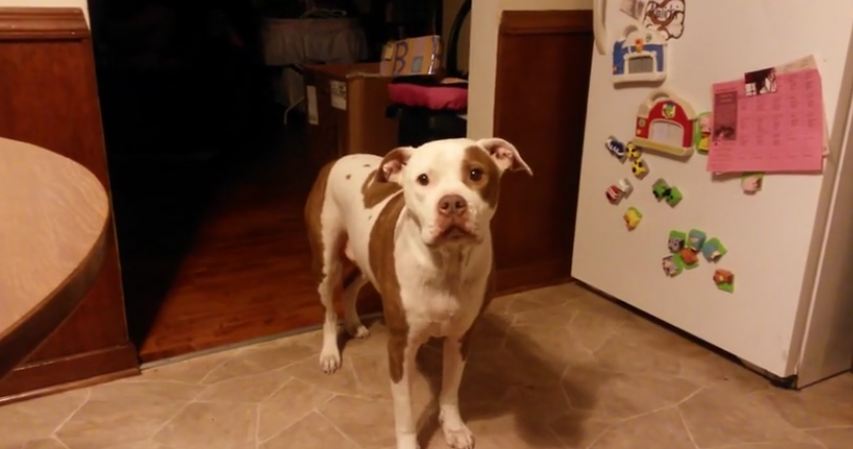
380,35 -> 443,77
303,63 -> 399,168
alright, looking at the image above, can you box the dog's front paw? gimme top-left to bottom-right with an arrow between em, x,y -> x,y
319,347 -> 341,374
442,424 -> 474,449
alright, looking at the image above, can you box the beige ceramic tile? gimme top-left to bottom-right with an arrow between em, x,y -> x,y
257,378 -> 334,442
590,408 -> 695,449
548,411 -> 616,449
153,402 -> 256,449
564,368 -> 700,420
137,351 -> 233,384
260,412 -> 359,449
679,386 -> 815,447
201,338 -> 315,384
760,373 -> 853,429
55,379 -> 204,449
197,368 -> 289,403
57,399 -> 182,449
20,438 -> 67,449
283,356 -> 363,397
0,388 -> 89,449
512,302 -> 577,328
320,395 -> 397,447
806,427 -> 853,449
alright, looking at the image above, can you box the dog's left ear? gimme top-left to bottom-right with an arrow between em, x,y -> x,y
477,138 -> 533,176
377,146 -> 413,184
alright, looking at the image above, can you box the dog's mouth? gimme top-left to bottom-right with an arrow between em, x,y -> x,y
430,223 -> 478,246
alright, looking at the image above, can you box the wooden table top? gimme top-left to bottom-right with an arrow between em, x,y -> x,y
0,137 -> 109,377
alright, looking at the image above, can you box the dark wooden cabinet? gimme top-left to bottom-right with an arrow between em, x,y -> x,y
0,8 -> 138,403
491,10 -> 593,292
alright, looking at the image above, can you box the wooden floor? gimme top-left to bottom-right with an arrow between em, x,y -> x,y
112,123 -> 379,362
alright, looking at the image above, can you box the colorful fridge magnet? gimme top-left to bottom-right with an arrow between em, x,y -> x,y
679,248 -> 699,268
668,230 -> 686,253
627,142 -> 642,160
741,172 -> 764,194
605,136 -> 628,161
606,184 -> 624,204
631,158 -> 649,179
687,229 -> 706,252
652,178 -> 670,200
619,0 -> 647,19
694,112 -> 712,154
624,207 -> 643,230
612,25 -> 667,85
618,178 -> 634,196
641,0 -> 686,40
665,186 -> 683,207
631,90 -> 696,158
662,254 -> 683,277
701,238 -> 727,262
713,269 -> 735,293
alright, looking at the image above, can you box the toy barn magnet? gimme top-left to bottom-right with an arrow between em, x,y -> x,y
630,90 -> 696,158
687,229 -> 706,252
702,238 -> 727,262
624,207 -> 643,230
605,136 -> 628,161
714,269 -> 735,293
694,112 -> 712,154
668,230 -> 686,253
612,25 -> 668,84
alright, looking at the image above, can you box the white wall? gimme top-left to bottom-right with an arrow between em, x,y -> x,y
0,0 -> 89,23
467,0 -> 592,139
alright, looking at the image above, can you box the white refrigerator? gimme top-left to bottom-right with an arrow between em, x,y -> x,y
572,0 -> 853,387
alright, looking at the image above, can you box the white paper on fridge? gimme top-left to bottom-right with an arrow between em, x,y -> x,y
707,62 -> 824,173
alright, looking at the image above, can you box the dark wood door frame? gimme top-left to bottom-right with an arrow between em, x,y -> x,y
491,10 -> 593,293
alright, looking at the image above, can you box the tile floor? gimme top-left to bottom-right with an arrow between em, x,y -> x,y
2,283 -> 851,449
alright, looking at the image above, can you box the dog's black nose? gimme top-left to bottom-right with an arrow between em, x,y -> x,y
438,194 -> 467,216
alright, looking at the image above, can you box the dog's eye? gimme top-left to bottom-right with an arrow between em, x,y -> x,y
469,168 -> 483,182
416,173 -> 430,186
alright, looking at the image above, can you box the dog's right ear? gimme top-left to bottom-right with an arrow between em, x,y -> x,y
377,146 -> 413,184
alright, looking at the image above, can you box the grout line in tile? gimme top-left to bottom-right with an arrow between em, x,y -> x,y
676,405 -> 700,449
316,407 -> 366,449
50,387 -> 91,437
147,383 -> 209,441
254,403 -> 261,449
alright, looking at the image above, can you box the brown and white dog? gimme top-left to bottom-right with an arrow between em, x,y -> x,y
305,138 -> 531,449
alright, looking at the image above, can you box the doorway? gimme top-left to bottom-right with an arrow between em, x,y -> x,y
88,0 -> 442,362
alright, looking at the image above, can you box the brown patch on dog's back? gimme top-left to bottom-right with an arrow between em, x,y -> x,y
462,146 -> 501,208
346,174 -> 351,180
305,161 -> 335,283
362,169 -> 402,209
369,192 -> 408,382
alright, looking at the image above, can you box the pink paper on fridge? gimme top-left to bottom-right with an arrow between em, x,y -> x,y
707,68 -> 824,173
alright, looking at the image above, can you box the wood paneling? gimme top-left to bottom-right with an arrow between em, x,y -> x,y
0,8 -> 137,399
491,10 -> 593,291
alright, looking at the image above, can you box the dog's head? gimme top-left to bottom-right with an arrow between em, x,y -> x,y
376,138 -> 532,247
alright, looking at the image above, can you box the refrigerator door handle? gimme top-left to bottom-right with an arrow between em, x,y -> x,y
593,0 -> 607,55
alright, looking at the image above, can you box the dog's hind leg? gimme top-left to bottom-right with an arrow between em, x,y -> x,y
316,230 -> 347,374
305,161 -> 345,374
342,270 -> 369,339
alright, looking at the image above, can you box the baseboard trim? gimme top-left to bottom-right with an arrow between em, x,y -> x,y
0,344 -> 139,404
495,257 -> 573,294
